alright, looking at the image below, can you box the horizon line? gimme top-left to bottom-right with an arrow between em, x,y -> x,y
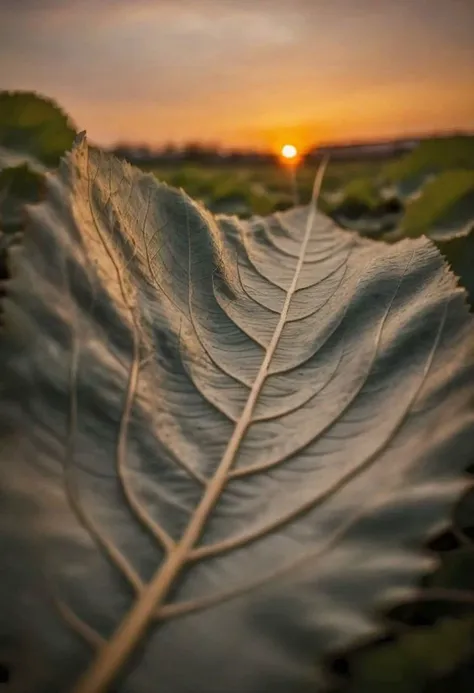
104,128 -> 474,154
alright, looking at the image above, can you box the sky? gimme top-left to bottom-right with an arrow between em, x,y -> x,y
0,0 -> 473,151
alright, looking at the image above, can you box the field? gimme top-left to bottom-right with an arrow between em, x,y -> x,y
142,158 -> 393,217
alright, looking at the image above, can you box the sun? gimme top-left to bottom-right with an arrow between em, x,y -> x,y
281,144 -> 298,160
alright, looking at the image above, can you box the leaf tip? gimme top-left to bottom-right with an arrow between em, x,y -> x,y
74,131 -> 87,146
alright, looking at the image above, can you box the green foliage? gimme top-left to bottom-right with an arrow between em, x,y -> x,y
0,164 -> 44,232
0,90 -> 77,167
0,90 -> 78,235
323,149 -> 474,313
149,165 -> 284,216
147,159 -> 390,218
339,176 -> 382,209
342,617 -> 474,693
325,137 -> 474,243
435,225 -> 474,309
340,169 -> 474,307
383,136 -> 474,185
399,170 -> 474,239
1,136 -> 474,693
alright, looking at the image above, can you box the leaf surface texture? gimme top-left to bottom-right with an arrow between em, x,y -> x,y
1,137 -> 474,693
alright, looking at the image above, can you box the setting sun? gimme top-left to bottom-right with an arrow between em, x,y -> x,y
281,144 -> 298,159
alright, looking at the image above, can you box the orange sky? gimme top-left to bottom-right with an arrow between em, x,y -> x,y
0,0 -> 473,151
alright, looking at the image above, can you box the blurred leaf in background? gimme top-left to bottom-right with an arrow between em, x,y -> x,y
0,91 -> 77,168
0,91 -> 77,233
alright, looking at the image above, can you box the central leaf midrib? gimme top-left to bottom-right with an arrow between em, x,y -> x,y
71,163 -> 328,693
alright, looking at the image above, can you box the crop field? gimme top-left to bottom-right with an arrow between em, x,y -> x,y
1,91 -> 474,693
141,159 -> 387,217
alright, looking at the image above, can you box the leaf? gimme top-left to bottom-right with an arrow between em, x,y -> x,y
393,172 -> 436,201
0,90 -> 77,168
341,616 -> 474,693
380,172 -> 474,309
429,546 -> 474,594
0,146 -> 47,175
0,90 -> 76,237
398,170 -> 474,241
334,169 -> 474,309
382,136 -> 474,189
339,177 -> 382,209
0,164 -> 45,233
1,135 -> 474,693
435,226 -> 474,311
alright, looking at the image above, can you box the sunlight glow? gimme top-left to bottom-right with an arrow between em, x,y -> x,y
281,144 -> 298,159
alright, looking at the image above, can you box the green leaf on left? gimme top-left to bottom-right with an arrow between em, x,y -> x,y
0,90 -> 77,168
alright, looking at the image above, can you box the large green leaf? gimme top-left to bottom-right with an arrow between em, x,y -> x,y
0,91 -> 77,236
382,136 -> 474,187
0,90 -> 77,168
397,170 -> 474,241
1,135 -> 474,693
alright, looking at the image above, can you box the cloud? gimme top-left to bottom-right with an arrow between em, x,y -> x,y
0,0 -> 472,146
